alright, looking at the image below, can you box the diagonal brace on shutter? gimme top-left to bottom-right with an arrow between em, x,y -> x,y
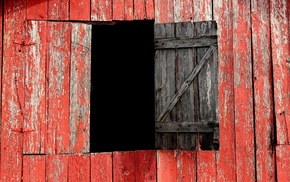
156,46 -> 217,122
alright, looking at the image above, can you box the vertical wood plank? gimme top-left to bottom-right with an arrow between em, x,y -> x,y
193,0 -> 212,21
155,23 -> 177,149
48,0 -> 69,20
23,20 -> 47,154
270,0 -> 290,144
91,153 -> 113,182
233,0 -> 255,181
70,0 -> 90,21
197,151 -> 217,181
113,151 -> 135,182
157,150 -> 196,182
173,0 -> 193,22
251,0 -> 275,181
1,0 -> 26,181
145,0 -> 154,19
135,150 -> 157,182
213,0 -> 236,181
0,0 -> 3,176
134,0 -> 146,20
177,151 -> 197,182
91,0 -> 112,21
70,23 -> 91,153
124,0 -> 133,20
113,0 -> 124,20
157,150 -> 178,182
154,0 -> 174,23
47,22 -> 71,154
276,145 -> 290,181
27,0 -> 48,20
68,154 -> 90,182
175,22 -> 196,150
23,155 -> 46,182
46,155 -> 69,181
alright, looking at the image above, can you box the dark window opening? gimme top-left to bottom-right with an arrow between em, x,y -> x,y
90,20 -> 155,152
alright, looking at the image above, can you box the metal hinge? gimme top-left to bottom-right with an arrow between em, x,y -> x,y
12,128 -> 34,133
13,40 -> 36,46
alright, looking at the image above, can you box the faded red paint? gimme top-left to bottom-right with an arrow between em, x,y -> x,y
46,155 -> 69,181
251,0 -> 275,181
68,154 -> 90,181
70,0 -> 90,21
91,0 -> 113,21
113,151 -> 135,182
197,151 -> 217,181
136,150 -> 157,182
27,0 -> 48,20
91,153 -> 113,182
23,155 -> 46,182
48,0 -> 69,20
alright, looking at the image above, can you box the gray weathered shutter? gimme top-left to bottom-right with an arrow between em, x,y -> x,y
154,20 -> 219,150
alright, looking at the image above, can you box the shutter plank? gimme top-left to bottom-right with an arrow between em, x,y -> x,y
175,22 -> 196,150
155,23 -> 177,149
270,0 -> 290,144
251,0 -> 275,181
48,0 -> 69,20
113,151 -> 135,182
46,155 -> 69,182
91,153 -> 113,182
23,155 -> 46,182
135,150 -> 157,181
68,154 -> 90,181
23,21 -> 47,154
195,21 -> 218,150
1,1 -> 25,180
70,0 -> 90,21
47,22 -> 71,154
233,0 -> 255,181
70,23 -> 91,153
91,0 -> 112,21
27,0 -> 48,20
213,0 -> 236,181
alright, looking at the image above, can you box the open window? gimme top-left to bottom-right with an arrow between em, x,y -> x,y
154,21 -> 219,150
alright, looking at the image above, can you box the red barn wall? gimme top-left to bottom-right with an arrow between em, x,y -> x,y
0,0 -> 290,181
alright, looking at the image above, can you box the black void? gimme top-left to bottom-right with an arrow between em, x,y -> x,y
90,20 -> 155,152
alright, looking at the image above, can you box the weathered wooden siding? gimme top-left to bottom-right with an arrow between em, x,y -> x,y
0,0 -> 290,181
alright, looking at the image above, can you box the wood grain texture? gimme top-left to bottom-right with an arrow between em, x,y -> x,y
197,151 -> 216,181
135,150 -> 157,182
27,0 -> 48,20
70,23 -> 91,153
233,0 -> 255,181
213,0 -> 236,181
47,22 -> 71,154
23,20 -> 47,154
91,0 -> 112,21
70,0 -> 90,21
155,23 -> 177,149
157,150 -> 196,182
251,0 -> 275,181
173,0 -> 193,22
113,151 -> 135,182
48,0 -> 69,20
145,0 -> 154,19
134,0 -> 146,20
1,0 -> 26,180
124,0 -> 133,20
193,0 -> 212,21
270,0 -> 290,144
113,0 -> 125,20
46,155 -> 69,182
154,0 -> 174,23
23,155 -> 46,182
276,145 -> 290,181
68,154 -> 90,182
91,153 -> 113,182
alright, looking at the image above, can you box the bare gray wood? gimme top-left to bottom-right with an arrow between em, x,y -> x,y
155,23 -> 177,149
155,35 -> 217,49
156,46 -> 215,122
156,121 -> 218,133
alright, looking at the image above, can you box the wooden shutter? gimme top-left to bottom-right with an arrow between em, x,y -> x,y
23,21 -> 91,154
154,20 -> 218,150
